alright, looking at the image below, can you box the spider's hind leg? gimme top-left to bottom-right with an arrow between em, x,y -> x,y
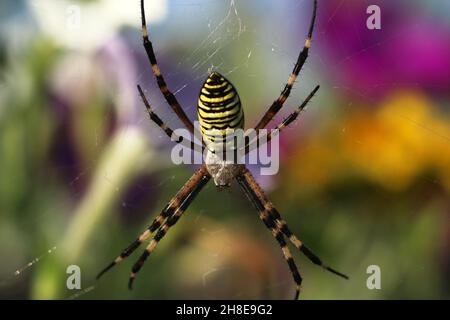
140,0 -> 194,133
137,85 -> 204,152
254,0 -> 318,130
243,85 -> 320,154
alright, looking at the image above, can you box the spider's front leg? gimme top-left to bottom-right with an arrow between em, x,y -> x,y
128,168 -> 211,289
240,168 -> 348,280
237,171 -> 302,299
236,167 -> 348,299
97,165 -> 210,280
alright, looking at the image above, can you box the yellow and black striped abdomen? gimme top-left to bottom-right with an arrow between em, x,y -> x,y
198,72 -> 244,148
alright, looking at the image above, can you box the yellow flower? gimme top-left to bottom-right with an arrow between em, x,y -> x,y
286,90 -> 450,193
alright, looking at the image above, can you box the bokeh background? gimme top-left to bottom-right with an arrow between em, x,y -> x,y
1,0 -> 449,299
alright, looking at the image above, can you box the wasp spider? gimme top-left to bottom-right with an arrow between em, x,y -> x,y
97,0 -> 348,299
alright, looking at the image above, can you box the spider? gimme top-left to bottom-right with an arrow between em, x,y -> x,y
97,0 -> 348,299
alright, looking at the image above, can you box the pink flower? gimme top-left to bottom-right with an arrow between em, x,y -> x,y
316,1 -> 450,98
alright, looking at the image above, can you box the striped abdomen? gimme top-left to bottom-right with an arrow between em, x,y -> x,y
198,72 -> 244,149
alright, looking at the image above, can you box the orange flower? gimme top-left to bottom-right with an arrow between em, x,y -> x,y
286,90 -> 450,193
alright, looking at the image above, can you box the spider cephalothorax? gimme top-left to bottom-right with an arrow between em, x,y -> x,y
204,150 -> 245,187
97,0 -> 348,300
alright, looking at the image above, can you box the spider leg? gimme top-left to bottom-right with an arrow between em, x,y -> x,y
236,172 -> 302,300
244,85 -> 320,154
97,166 -> 210,280
137,85 -> 204,152
238,168 -> 348,281
254,0 -> 317,130
271,207 -> 348,279
128,170 -> 211,289
140,0 -> 194,133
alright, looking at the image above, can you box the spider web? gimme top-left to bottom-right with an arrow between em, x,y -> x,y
127,0 -> 450,299
127,0 -> 317,299
4,0 -> 450,300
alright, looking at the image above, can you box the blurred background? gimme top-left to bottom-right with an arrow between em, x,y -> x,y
0,0 -> 449,299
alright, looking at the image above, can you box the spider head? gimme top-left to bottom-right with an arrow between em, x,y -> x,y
205,150 -> 244,187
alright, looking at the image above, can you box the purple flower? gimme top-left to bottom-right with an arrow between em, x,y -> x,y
316,1 -> 450,98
